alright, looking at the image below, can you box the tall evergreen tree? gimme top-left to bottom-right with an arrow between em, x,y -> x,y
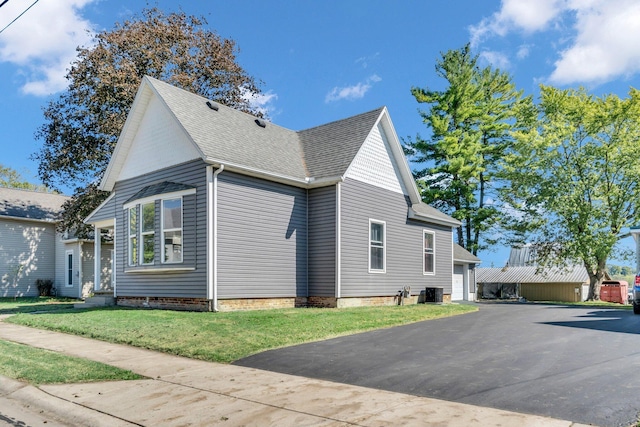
406,45 -> 525,255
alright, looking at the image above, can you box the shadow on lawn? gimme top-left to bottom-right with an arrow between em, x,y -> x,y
0,298 -> 77,315
540,307 -> 640,335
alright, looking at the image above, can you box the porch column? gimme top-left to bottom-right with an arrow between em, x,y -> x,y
94,226 -> 101,292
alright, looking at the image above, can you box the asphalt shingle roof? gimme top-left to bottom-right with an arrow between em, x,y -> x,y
127,77 -> 459,227
0,187 -> 68,222
454,243 -> 481,263
298,108 -> 384,180
124,182 -> 196,205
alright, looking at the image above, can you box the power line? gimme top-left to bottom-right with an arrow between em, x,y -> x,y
0,0 -> 40,36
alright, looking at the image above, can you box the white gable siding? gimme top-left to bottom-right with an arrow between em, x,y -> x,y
0,218 -> 57,297
345,124 -> 407,195
119,95 -> 201,182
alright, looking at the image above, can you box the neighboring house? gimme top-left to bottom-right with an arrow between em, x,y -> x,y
0,187 -> 112,298
85,76 -> 465,311
476,246 -> 589,302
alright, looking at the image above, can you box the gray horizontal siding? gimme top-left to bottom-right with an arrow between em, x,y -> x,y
0,219 -> 57,297
113,159 -> 207,298
339,178 -> 454,297
308,185 -> 336,297
88,194 -> 116,223
217,172 -> 307,299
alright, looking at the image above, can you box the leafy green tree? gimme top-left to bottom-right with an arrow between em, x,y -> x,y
0,164 -> 48,192
34,8 -> 263,237
502,86 -> 640,300
405,44 -> 526,255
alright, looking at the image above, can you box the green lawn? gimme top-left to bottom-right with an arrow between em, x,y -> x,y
0,340 -> 143,384
6,303 -> 477,363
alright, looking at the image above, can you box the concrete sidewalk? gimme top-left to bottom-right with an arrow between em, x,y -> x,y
0,320 -> 593,427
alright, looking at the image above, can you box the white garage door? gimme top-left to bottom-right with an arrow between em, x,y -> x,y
452,264 -> 464,301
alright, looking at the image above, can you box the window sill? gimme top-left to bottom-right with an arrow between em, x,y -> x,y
124,266 -> 195,274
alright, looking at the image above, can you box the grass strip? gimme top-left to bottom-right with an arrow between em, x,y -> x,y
0,340 -> 143,385
7,304 -> 477,363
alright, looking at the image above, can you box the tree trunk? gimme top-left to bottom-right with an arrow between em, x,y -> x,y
586,263 -> 606,301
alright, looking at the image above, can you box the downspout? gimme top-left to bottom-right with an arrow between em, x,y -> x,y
207,165 -> 224,311
335,182 -> 342,300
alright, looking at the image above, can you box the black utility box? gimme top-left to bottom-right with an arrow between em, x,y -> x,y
424,287 -> 443,303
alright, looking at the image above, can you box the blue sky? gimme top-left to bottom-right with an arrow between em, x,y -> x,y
2,0 -> 640,267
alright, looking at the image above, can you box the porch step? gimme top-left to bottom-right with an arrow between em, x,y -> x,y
75,295 -> 116,309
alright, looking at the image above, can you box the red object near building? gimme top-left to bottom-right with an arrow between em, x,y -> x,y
600,280 -> 629,304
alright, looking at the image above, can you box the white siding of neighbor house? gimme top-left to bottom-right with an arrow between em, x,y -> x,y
54,232 -> 66,292
345,123 -> 407,195
57,242 -> 79,298
0,218 -> 57,297
118,94 -> 201,183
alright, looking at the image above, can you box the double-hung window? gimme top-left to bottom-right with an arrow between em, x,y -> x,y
128,207 -> 138,266
423,230 -> 435,274
369,219 -> 386,273
162,198 -> 183,263
141,202 -> 155,264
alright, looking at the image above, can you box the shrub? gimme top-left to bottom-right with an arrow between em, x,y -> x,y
35,279 -> 54,296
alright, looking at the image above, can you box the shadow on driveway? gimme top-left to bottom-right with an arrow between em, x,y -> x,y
539,306 -> 640,335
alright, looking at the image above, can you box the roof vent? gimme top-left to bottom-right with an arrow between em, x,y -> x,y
206,101 -> 219,111
254,118 -> 266,128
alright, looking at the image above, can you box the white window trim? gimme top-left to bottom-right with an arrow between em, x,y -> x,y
65,250 -> 74,287
161,197 -> 183,264
140,202 -> 155,265
368,219 -> 386,274
423,229 -> 436,275
128,206 -> 138,267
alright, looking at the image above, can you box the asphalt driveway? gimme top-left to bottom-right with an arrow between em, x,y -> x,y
234,303 -> 640,427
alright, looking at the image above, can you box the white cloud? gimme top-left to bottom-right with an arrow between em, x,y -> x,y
470,0 -> 640,86
0,0 -> 97,96
517,44 -> 531,59
470,0 -> 562,46
325,74 -> 381,103
479,50 -> 511,70
240,88 -> 278,118
355,52 -> 380,69
549,0 -> 640,85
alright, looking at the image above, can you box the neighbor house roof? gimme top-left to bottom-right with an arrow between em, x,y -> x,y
476,265 -> 588,284
0,187 -> 68,222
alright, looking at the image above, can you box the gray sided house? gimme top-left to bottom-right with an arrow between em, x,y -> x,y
86,76 -> 463,311
0,187 -> 112,297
